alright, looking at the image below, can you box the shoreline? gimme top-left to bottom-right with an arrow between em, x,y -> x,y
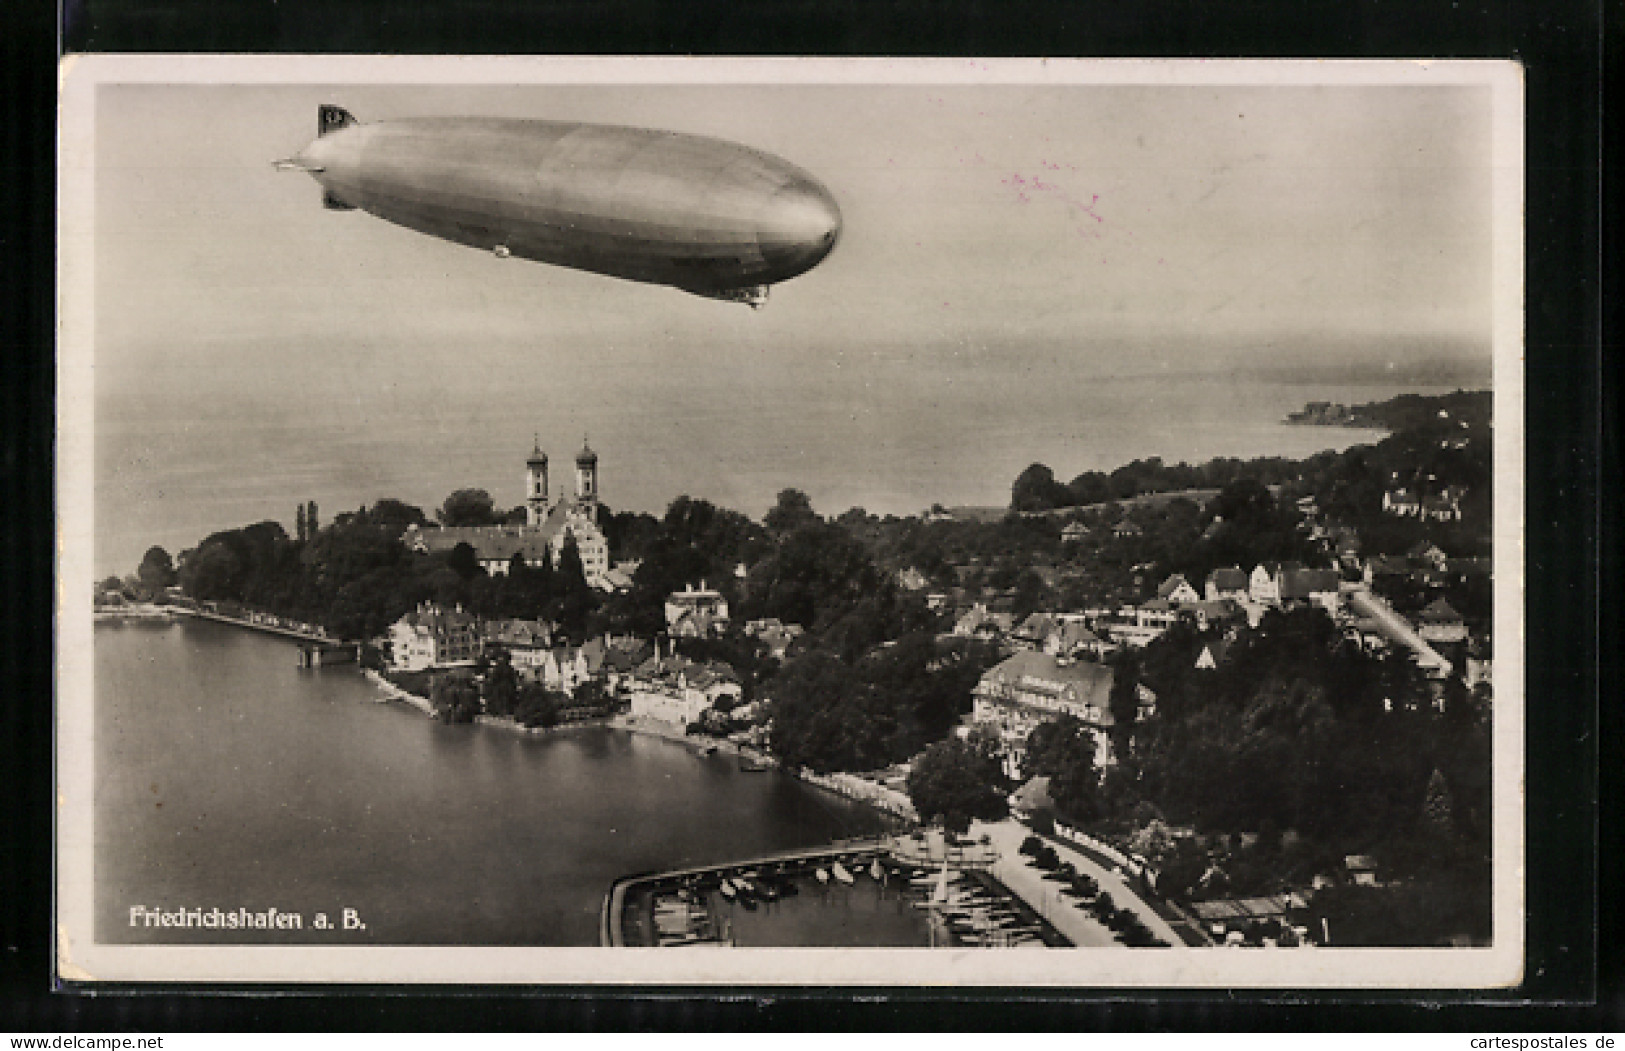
356,670 -> 920,830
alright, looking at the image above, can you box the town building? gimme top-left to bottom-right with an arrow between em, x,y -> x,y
1157,573 -> 1201,605
1416,597 -> 1468,644
743,617 -> 805,658
1204,566 -> 1250,602
971,650 -> 1119,777
1193,636 -> 1236,670
402,438 -> 612,589
389,602 -> 479,671
626,652 -> 743,727
954,600 -> 1015,639
482,617 -> 554,678
1183,599 -> 1247,633
1383,485 -> 1467,522
1278,567 -> 1342,612
1049,619 -> 1114,661
895,566 -> 930,591
1248,562 -> 1283,605
665,582 -> 730,637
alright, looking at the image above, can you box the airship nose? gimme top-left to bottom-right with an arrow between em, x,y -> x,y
757,177 -> 842,277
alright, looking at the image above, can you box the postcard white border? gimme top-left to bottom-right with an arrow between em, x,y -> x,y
57,54 -> 1526,987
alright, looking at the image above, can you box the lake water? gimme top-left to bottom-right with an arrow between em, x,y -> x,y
93,373 -> 1466,578
94,619 -> 889,946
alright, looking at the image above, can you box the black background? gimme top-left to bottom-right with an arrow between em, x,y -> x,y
3,0 -> 1614,1031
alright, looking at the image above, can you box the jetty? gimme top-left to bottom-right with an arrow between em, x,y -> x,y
187,605 -> 360,666
602,837 -> 892,947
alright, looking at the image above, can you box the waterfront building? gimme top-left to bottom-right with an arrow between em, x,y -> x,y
483,617 -> 554,678
403,438 -> 611,589
626,654 -> 742,727
971,650 -> 1118,778
541,645 -> 591,695
389,602 -> 480,671
580,634 -> 654,692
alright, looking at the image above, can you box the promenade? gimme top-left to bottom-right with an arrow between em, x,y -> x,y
975,818 -> 1183,949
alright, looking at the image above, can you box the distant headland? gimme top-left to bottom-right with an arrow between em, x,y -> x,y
1285,389 -> 1490,431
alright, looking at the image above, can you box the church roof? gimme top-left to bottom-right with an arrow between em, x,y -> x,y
404,501 -> 596,565
576,441 -> 598,466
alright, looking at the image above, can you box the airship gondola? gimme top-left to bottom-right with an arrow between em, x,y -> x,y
276,106 -> 841,307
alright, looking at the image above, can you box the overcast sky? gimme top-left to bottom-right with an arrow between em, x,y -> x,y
85,71 -> 1500,574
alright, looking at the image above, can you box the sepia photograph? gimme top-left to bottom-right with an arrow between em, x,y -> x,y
56,56 -> 1525,986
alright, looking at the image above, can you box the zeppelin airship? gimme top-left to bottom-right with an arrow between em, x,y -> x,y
275,106 -> 841,307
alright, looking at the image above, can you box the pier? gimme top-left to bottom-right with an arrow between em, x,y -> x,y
296,642 -> 360,667
601,837 -> 893,946
186,606 -> 359,665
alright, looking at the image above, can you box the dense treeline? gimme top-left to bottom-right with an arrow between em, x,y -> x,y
176,498 -> 599,640
1008,390 -> 1491,532
1011,455 -> 1304,513
766,631 -> 998,773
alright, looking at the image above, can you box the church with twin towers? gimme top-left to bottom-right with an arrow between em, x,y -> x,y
404,437 -> 613,589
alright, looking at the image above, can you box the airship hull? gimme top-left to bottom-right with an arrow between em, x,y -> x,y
289,112 -> 841,303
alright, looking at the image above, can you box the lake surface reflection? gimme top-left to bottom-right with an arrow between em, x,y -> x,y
94,620 -> 888,946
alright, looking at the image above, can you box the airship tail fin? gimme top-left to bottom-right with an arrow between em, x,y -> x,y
318,105 -> 358,137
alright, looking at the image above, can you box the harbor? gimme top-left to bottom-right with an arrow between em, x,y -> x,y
603,832 -> 1069,949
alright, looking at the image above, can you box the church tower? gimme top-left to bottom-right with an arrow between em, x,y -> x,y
525,438 -> 550,528
575,437 -> 599,515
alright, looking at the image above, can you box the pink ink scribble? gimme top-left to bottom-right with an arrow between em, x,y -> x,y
1000,173 -> 1105,235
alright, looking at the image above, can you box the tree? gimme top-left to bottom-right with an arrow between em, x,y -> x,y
296,503 -> 307,544
483,649 -> 519,717
438,488 -> 498,527
369,498 -> 428,533
550,532 -> 596,640
177,540 -> 244,600
430,671 -> 482,723
447,542 -> 483,582
515,681 -> 560,728
136,545 -> 177,595
1011,463 -> 1073,512
1208,478 -> 1276,529
306,500 -> 319,536
1107,650 -> 1143,756
765,488 -> 819,535
906,738 -> 1008,835
1022,716 -> 1102,822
